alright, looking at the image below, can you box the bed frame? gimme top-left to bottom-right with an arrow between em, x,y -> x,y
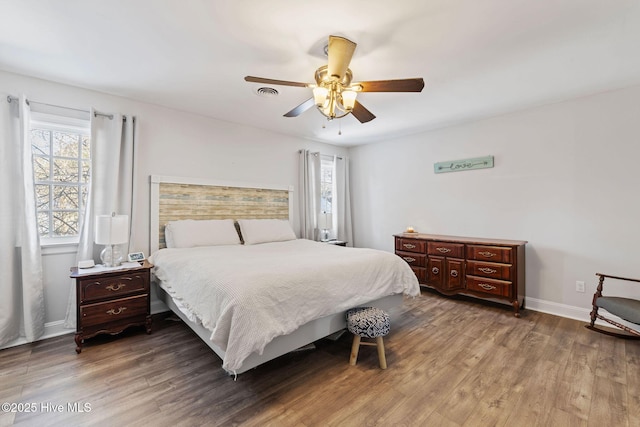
149,174 -> 403,374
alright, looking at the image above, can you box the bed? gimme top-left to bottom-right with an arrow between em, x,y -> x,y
149,175 -> 420,374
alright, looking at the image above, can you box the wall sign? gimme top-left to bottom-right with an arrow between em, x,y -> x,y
434,155 -> 494,174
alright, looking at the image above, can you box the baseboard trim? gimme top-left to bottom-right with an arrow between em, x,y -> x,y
151,299 -> 169,315
1,320 -> 73,351
525,297 -> 631,329
1,301 -> 171,351
525,297 -> 590,322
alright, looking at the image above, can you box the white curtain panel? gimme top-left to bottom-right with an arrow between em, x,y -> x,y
334,156 -> 353,246
64,110 -> 135,328
298,149 -> 321,240
0,95 -> 45,346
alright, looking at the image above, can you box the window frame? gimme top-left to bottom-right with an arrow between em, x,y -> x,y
30,112 -> 91,247
320,155 -> 334,216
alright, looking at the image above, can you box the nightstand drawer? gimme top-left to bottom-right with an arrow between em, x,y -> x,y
80,294 -> 148,328
80,273 -> 148,302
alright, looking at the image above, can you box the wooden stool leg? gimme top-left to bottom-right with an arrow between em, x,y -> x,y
376,336 -> 387,369
350,335 -> 361,365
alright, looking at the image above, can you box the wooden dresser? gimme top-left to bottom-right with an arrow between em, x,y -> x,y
394,233 -> 527,316
70,261 -> 152,353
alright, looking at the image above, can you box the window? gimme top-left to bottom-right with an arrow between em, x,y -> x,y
320,156 -> 333,215
30,113 -> 90,243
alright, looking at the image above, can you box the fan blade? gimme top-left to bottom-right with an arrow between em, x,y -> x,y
245,76 -> 309,88
353,78 -> 425,92
327,36 -> 356,80
284,98 -> 316,117
351,100 -> 376,123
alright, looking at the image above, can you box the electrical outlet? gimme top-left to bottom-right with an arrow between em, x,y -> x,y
576,281 -> 585,293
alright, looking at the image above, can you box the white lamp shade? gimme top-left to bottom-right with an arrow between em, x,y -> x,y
318,212 -> 333,229
95,214 -> 129,245
313,86 -> 329,106
341,90 -> 357,110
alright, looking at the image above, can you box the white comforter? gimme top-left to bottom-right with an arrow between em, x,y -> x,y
149,239 -> 420,372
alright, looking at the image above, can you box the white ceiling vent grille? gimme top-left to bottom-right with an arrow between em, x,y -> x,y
256,87 -> 279,97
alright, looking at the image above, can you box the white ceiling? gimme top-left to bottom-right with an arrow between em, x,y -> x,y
1,0 -> 639,146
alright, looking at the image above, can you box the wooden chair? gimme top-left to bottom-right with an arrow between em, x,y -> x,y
586,273 -> 640,339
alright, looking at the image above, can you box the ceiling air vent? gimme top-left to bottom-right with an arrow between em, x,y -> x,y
256,87 -> 279,97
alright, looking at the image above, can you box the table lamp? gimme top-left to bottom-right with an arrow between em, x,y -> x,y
95,213 -> 128,267
318,211 -> 332,242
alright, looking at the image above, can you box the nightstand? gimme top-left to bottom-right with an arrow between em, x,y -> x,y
325,240 -> 348,247
70,261 -> 152,353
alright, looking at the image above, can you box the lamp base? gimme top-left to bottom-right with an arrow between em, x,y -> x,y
100,245 -> 124,267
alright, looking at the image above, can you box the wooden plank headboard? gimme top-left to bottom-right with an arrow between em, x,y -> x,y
150,175 -> 294,253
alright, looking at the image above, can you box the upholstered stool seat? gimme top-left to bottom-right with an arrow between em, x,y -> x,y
346,307 -> 390,369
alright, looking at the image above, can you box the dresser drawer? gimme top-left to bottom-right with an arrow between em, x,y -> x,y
467,245 -> 512,263
80,294 -> 149,328
80,272 -> 149,303
466,260 -> 512,280
427,242 -> 464,258
466,276 -> 512,298
395,238 -> 426,254
396,251 -> 426,267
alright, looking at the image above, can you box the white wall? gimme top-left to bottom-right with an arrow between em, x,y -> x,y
0,70 -> 348,333
349,85 -> 640,315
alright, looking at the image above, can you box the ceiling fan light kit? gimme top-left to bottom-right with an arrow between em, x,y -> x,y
245,35 -> 425,123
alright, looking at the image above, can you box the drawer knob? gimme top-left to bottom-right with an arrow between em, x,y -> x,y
478,251 -> 496,258
403,243 -> 416,249
106,283 -> 126,291
431,267 -> 440,275
106,307 -> 127,316
436,247 -> 451,253
478,283 -> 497,291
450,270 -> 458,278
478,267 -> 497,274
402,256 -> 416,263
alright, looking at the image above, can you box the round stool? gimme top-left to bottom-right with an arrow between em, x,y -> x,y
346,307 -> 390,369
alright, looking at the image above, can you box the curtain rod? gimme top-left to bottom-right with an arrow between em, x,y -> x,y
6,95 -> 124,121
299,149 -> 343,160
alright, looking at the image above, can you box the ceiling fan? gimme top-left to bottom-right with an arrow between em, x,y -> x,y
245,35 -> 424,123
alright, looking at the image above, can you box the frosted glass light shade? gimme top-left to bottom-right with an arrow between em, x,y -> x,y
313,86 -> 329,106
341,90 -> 357,110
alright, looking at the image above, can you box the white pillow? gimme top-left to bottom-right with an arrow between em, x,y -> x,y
237,219 -> 297,245
164,219 -> 241,248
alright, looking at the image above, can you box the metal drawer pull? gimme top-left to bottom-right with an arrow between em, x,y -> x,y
450,270 -> 458,277
402,256 -> 416,263
106,307 -> 127,316
478,284 -> 496,291
106,283 -> 126,291
431,267 -> 439,274
403,243 -> 416,249
478,251 -> 496,258
436,247 -> 451,253
478,267 -> 497,274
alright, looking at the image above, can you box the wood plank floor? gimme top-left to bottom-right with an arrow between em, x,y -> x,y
1,288 -> 638,426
